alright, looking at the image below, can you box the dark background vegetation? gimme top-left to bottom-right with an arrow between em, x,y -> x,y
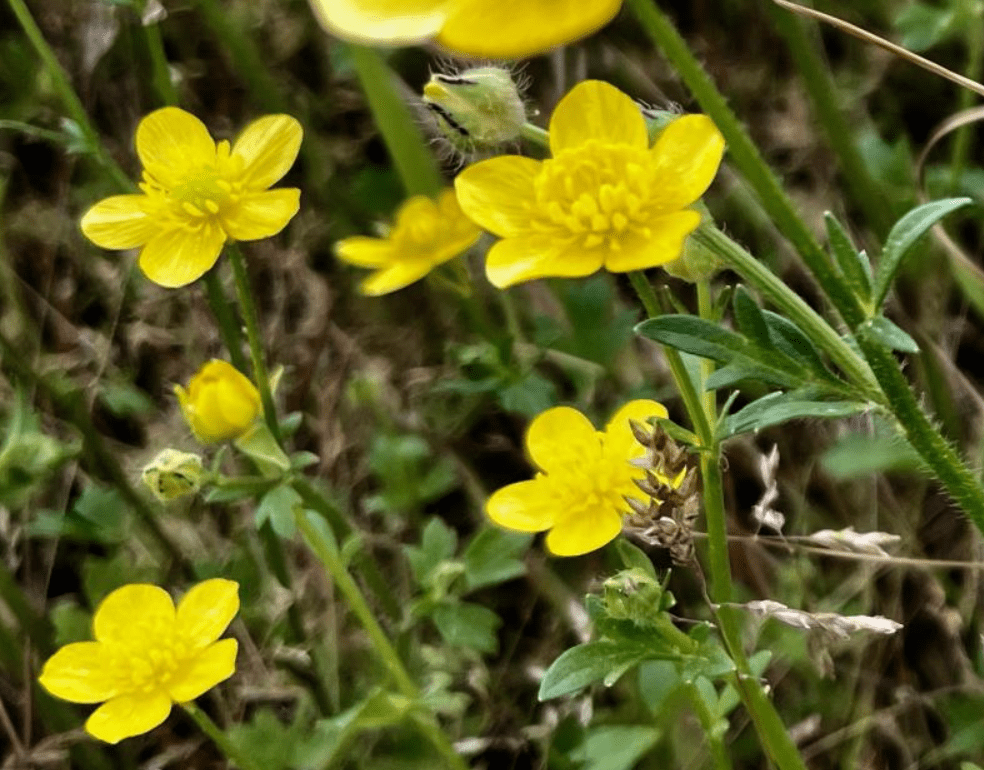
4,0 -> 984,768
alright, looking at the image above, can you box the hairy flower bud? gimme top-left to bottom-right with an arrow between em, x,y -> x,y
141,449 -> 205,502
422,66 -> 526,156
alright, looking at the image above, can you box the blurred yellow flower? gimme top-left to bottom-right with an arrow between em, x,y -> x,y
81,108 -> 302,288
486,400 -> 667,556
455,80 -> 725,288
308,0 -> 621,58
38,579 -> 239,744
335,189 -> 481,295
175,360 -> 262,443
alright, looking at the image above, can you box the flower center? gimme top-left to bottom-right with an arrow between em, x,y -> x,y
110,625 -> 193,695
141,141 -> 245,223
552,449 -> 641,524
530,141 -> 658,250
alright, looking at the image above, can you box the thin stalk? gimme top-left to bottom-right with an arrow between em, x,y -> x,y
203,271 -> 248,373
295,512 -> 469,770
226,244 -> 282,444
141,16 -> 179,106
624,0 -> 865,329
948,2 -> 984,191
347,43 -> 444,197
765,3 -> 894,235
181,703 -> 263,770
628,272 -> 713,443
7,0 -> 131,190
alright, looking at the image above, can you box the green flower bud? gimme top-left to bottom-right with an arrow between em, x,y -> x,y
141,449 -> 205,502
422,66 -> 526,156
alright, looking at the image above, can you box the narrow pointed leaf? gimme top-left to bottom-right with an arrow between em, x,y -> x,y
719,392 -> 869,439
859,316 -> 920,354
824,213 -> 872,302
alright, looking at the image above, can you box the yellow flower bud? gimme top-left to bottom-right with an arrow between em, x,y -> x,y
175,360 -> 262,443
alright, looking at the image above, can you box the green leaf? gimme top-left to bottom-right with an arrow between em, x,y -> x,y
895,2 -> 958,52
461,527 -> 530,592
732,286 -> 770,346
824,213 -> 872,303
431,601 -> 501,653
719,391 -> 869,439
570,725 -> 660,770
538,639 -> 653,700
761,311 -> 827,372
638,660 -> 684,715
256,485 -> 302,538
822,426 -> 927,479
873,198 -> 973,309
615,540 -> 657,580
858,316 -> 920,354
498,371 -> 557,417
405,517 -> 458,585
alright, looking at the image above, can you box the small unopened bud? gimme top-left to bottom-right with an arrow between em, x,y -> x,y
639,105 -> 680,144
141,449 -> 205,502
663,219 -> 722,282
422,66 -> 526,156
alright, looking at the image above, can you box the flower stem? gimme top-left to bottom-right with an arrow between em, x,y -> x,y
203,271 -> 248,373
295,512 -> 469,770
181,703 -> 263,770
226,243 -> 282,444
685,682 -> 733,770
6,0 -> 132,191
346,43 -> 444,198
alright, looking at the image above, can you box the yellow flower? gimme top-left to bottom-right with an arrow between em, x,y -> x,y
486,400 -> 667,556
175,360 -> 262,443
455,80 -> 725,288
81,108 -> 302,288
38,579 -> 239,744
334,189 -> 481,295
308,0 -> 621,59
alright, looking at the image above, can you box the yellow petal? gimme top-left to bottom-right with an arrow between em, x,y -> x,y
85,691 -> 172,744
649,114 -> 725,209
486,479 -> 556,532
222,189 -> 301,241
136,108 -> 216,189
335,237 -> 396,268
308,0 -> 447,46
138,222 -> 226,288
167,639 -> 238,703
603,399 -> 668,460
360,262 -> 436,296
80,195 -> 158,250
232,115 -> 303,190
176,579 -> 239,648
439,0 -> 622,58
603,211 -> 701,273
484,234 -> 602,288
545,507 -> 622,556
94,584 -> 174,645
454,156 -> 540,237
525,406 -> 601,473
38,642 -> 119,704
549,80 -> 648,155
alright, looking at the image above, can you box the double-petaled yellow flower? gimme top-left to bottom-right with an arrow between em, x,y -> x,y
175,360 -> 262,443
334,189 -> 481,295
455,80 -> 725,288
81,108 -> 302,288
38,580 -> 239,744
309,0 -> 622,58
486,400 -> 666,556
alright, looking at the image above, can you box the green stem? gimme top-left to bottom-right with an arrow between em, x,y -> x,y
141,15 -> 179,106
226,244 -> 282,444
949,1 -> 984,191
347,44 -> 444,197
295,512 -> 469,770
203,271 -> 248,373
7,0 -> 131,190
765,4 -> 894,235
628,272 -> 714,443
625,0 -> 864,329
694,227 -> 881,400
181,703 -> 263,770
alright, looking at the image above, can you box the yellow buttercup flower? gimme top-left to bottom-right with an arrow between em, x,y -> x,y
486,400 -> 667,556
81,108 -> 302,288
38,579 -> 239,744
175,360 -> 262,443
334,189 -> 481,295
308,0 -> 621,59
455,80 -> 726,288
